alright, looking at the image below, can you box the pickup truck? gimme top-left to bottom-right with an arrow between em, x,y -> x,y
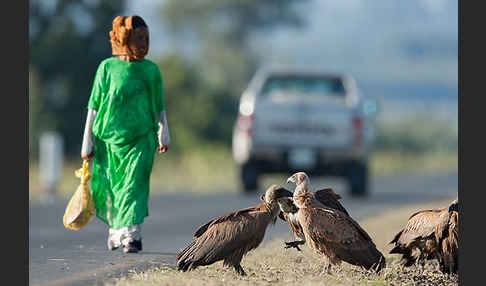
232,68 -> 377,196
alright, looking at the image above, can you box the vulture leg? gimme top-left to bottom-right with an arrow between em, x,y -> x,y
438,255 -> 447,273
372,255 -> 386,273
234,264 -> 247,276
443,255 -> 455,275
416,256 -> 428,275
319,258 -> 332,276
284,240 -> 305,251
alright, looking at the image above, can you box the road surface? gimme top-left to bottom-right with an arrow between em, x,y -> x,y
29,171 -> 458,286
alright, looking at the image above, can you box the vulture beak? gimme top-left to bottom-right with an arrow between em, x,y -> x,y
286,176 -> 295,184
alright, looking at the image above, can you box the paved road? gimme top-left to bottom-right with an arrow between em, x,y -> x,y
29,172 -> 458,286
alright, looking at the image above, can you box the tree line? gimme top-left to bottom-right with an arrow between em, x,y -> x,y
29,0 -> 308,159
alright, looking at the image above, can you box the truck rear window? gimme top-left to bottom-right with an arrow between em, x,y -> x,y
260,75 -> 346,97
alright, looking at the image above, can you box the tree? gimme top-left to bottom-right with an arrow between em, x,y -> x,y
154,0 -> 309,147
154,52 -> 239,150
29,0 -> 126,157
160,0 -> 308,96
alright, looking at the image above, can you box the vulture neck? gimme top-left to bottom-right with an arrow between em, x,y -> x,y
264,201 -> 281,215
264,201 -> 281,224
293,181 -> 309,209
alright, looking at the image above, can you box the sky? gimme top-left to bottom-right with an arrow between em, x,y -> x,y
126,0 -> 457,85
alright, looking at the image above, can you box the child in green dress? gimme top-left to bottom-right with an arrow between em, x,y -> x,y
81,15 -> 170,253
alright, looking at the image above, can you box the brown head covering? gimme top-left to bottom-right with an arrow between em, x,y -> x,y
109,15 -> 149,61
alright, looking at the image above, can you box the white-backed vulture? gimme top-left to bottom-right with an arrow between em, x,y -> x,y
283,172 -> 386,273
439,201 -> 458,274
177,185 -> 290,276
389,198 -> 458,274
275,184 -> 350,251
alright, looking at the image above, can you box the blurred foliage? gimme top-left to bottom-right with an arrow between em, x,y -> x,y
29,0 -> 309,159
28,1 -> 458,198
155,0 -> 310,152
29,0 -> 125,157
160,0 -> 309,96
155,53 -> 239,152
373,115 -> 458,154
29,0 -> 455,164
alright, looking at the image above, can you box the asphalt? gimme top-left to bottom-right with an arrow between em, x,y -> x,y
29,171 -> 458,286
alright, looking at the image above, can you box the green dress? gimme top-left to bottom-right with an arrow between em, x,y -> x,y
87,57 -> 166,229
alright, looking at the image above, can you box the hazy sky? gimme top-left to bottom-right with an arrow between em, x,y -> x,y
126,0 -> 458,85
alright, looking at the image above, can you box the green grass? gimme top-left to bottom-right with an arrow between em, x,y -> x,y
28,145 -> 238,202
370,150 -> 457,177
111,196 -> 458,286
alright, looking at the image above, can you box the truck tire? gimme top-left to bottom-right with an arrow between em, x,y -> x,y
240,162 -> 259,193
347,161 -> 369,197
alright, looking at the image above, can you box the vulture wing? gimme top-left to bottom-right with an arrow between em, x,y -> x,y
441,211 -> 459,274
311,188 -> 349,215
276,195 -> 304,241
277,188 -> 296,222
389,208 -> 448,267
394,209 -> 444,246
177,204 -> 272,271
282,210 -> 305,240
193,205 -> 262,238
299,207 -> 385,271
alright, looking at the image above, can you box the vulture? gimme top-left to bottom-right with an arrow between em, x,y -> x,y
389,198 -> 459,274
281,172 -> 386,273
177,184 -> 290,276
275,184 -> 350,251
440,202 -> 458,274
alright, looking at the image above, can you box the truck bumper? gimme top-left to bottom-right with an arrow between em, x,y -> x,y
239,145 -> 368,176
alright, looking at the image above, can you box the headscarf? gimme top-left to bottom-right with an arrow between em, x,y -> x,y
109,15 -> 149,61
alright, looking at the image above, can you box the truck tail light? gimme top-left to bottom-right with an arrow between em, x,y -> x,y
237,113 -> 254,136
351,114 -> 363,148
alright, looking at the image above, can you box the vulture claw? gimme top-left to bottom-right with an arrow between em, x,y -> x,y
284,240 -> 305,251
234,264 -> 247,276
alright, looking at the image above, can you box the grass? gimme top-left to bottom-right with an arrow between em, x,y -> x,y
28,147 -> 457,203
110,196 -> 458,286
370,150 -> 457,177
28,145 -> 238,202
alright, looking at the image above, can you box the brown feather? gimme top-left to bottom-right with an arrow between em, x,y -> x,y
177,185 -> 286,275
283,172 -> 384,271
193,205 -> 265,238
296,194 -> 385,272
389,199 -> 459,273
311,188 -> 349,215
278,187 -> 350,240
438,208 -> 458,274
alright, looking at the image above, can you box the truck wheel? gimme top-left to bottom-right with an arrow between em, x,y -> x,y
240,162 -> 259,193
347,162 -> 369,197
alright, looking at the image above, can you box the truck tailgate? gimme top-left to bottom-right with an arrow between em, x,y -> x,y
252,96 -> 354,149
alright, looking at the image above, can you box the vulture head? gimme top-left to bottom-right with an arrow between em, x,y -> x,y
263,185 -> 295,223
448,199 -> 458,212
286,172 -> 309,186
287,172 -> 310,199
268,187 -> 296,214
264,184 -> 294,204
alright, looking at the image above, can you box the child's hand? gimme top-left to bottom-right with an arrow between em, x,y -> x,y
158,145 -> 169,153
